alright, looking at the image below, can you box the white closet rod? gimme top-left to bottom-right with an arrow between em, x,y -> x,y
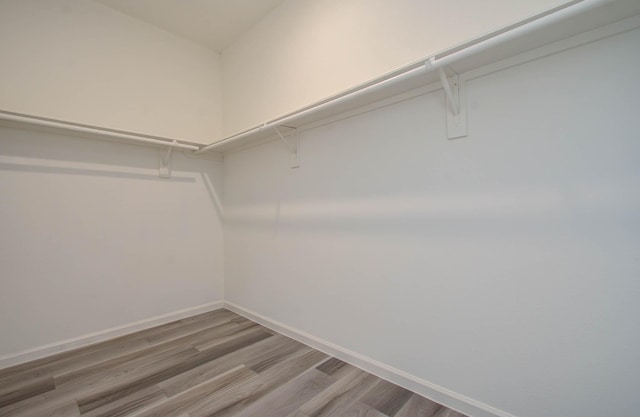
0,111 -> 200,151
194,65 -> 427,154
426,0 -> 610,70
195,0 -> 609,154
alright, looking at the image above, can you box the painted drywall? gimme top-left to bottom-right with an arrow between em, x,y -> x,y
0,127 -> 225,358
221,0 -> 570,136
0,0 -> 222,145
223,27 -> 640,417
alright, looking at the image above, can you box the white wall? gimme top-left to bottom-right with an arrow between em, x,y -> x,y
223,28 -> 640,417
221,0 -> 569,136
0,0 -> 222,145
0,127 -> 225,359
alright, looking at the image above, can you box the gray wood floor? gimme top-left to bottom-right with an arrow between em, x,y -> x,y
0,309 -> 467,417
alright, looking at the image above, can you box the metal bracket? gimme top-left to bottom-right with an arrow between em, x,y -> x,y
159,140 -> 176,178
274,126 -> 300,168
437,66 -> 468,139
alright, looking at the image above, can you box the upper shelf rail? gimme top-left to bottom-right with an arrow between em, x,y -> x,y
425,0 -> 608,70
0,0 -> 627,157
194,65 -> 428,155
0,111 -> 200,151
195,0 -> 614,154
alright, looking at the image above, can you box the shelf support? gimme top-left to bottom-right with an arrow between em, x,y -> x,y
274,126 -> 300,168
159,140 -> 176,178
433,63 -> 468,139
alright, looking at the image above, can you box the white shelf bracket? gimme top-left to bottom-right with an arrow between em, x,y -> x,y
435,65 -> 468,139
159,140 -> 176,178
274,126 -> 300,168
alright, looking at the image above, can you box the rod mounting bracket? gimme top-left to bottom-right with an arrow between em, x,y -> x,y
274,126 -> 300,168
437,66 -> 468,139
159,141 -> 176,178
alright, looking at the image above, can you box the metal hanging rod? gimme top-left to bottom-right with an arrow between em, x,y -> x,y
0,0 -> 613,157
194,65 -> 427,154
425,0 -> 610,71
195,0 -> 611,154
0,111 -> 200,151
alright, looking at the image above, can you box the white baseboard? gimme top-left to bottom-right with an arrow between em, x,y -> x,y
223,301 -> 516,417
0,301 -> 224,370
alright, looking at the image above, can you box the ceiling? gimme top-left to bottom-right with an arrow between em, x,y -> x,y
96,0 -> 285,52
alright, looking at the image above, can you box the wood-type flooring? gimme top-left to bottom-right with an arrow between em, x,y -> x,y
0,309 -> 468,417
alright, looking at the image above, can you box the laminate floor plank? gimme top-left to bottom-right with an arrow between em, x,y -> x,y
315,358 -> 347,377
342,401 -> 388,417
285,412 -> 311,417
39,401 -> 81,417
0,309 -> 467,417
55,342 -> 200,386
0,310 -> 229,382
229,369 -> 335,417
243,338 -> 311,374
0,340 -> 145,383
159,335 -> 306,397
299,367 -> 381,417
0,337 -> 152,389
143,313 -> 245,345
61,345 -> 199,394
358,379 -> 413,416
80,385 -> 166,417
0,312 -> 236,388
0,322 -> 159,380
132,366 -> 257,417
2,393 -> 79,417
1,334 -> 239,416
209,349 -> 328,417
186,349 -> 328,417
316,361 -> 360,381
76,328 -> 273,412
0,381 -> 74,416
0,347 -> 199,417
433,408 -> 468,417
0,375 -> 55,408
179,310 -> 236,324
312,377 -> 381,417
395,394 -> 442,417
191,324 -> 266,352
56,318 -> 257,386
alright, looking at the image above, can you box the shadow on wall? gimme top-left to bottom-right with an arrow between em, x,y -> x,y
201,172 -> 224,219
0,124 -> 225,215
0,124 -> 221,178
0,162 -> 195,183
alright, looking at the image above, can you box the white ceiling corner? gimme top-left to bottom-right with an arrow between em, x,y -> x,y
95,0 -> 285,52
